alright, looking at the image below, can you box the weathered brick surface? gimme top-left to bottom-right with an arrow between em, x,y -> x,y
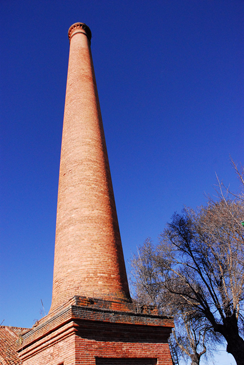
21,329 -> 173,365
20,328 -> 76,365
75,337 -> 173,365
19,297 -> 173,349
50,22 -> 130,312
19,298 -> 173,365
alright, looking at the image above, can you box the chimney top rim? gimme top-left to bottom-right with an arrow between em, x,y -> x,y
68,22 -> 92,42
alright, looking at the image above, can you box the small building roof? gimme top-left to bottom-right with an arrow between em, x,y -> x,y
0,326 -> 29,365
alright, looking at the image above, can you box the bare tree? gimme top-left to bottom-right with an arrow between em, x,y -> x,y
131,239 -> 212,365
170,316 -> 208,365
131,198 -> 244,365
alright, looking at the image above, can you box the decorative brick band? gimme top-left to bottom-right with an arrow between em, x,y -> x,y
18,302 -> 173,356
68,22 -> 92,42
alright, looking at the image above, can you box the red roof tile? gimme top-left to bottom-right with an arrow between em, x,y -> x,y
0,326 -> 29,365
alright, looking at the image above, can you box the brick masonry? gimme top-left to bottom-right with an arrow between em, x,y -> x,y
18,296 -> 174,364
17,23 -> 174,364
50,22 -> 131,312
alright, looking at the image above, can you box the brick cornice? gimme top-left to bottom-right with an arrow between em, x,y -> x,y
18,297 -> 174,360
68,22 -> 92,42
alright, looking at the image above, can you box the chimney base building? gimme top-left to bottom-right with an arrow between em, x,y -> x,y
18,296 -> 173,365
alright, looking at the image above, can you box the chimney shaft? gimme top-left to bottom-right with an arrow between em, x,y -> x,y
50,23 -> 131,312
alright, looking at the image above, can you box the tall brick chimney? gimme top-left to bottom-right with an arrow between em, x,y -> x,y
50,23 -> 131,312
18,24 -> 174,365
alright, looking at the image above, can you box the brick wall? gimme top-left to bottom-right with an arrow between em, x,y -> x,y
21,333 -> 75,365
19,299 -> 173,365
76,337 -> 172,365
50,22 -> 131,312
20,329 -> 173,365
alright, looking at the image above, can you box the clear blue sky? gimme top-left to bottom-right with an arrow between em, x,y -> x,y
0,1 -> 243,364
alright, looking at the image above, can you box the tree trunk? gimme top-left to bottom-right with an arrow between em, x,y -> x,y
190,354 -> 200,365
217,316 -> 244,365
208,313 -> 244,365
226,334 -> 244,365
